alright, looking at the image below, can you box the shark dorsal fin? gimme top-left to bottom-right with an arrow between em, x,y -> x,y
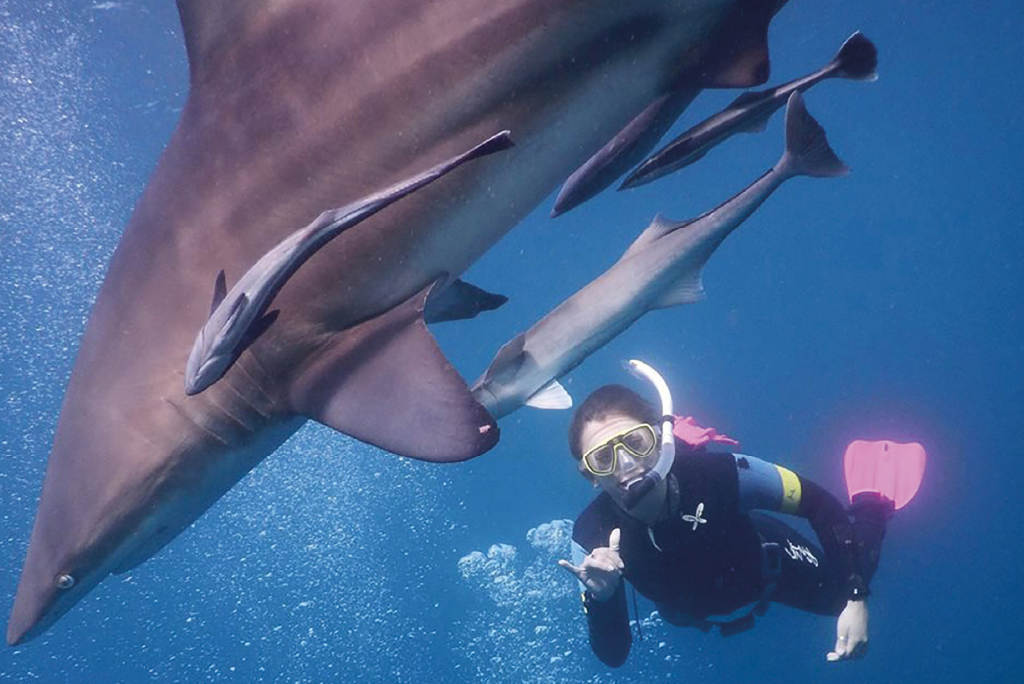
210,270 -> 228,316
524,379 -> 573,410
620,213 -> 698,261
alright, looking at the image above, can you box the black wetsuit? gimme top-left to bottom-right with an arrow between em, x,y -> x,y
570,441 -> 888,667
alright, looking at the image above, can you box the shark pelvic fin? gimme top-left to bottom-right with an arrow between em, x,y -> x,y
288,282 -> 499,462
424,278 -> 508,324
524,379 -> 573,410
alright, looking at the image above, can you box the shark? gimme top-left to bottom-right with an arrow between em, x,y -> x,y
8,0 -> 791,645
184,131 -> 513,396
472,93 -> 847,419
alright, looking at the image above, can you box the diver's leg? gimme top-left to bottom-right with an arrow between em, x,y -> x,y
749,512 -> 845,616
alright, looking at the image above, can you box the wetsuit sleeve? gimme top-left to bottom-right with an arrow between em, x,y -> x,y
569,540 -> 631,667
734,454 -> 869,600
582,582 -> 632,667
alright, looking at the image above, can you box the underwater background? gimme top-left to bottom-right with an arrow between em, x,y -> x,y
1,0 -> 1021,682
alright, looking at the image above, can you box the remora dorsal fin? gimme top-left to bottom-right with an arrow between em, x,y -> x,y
483,333 -> 528,383
210,270 -> 228,315
424,279 -> 508,324
619,213 -> 698,261
288,283 -> 499,462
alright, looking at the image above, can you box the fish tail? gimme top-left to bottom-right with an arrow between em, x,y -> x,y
833,31 -> 878,81
776,92 -> 849,179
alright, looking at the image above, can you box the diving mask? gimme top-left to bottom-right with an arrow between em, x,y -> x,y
582,423 -> 660,477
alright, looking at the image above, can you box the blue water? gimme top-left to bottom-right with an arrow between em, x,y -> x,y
1,1 -> 1021,682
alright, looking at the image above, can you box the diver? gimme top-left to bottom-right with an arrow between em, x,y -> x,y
558,361 -> 925,667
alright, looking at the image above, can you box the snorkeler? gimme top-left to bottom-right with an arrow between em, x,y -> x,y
558,361 -> 925,667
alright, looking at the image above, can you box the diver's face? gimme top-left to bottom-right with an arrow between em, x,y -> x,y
579,414 -> 659,496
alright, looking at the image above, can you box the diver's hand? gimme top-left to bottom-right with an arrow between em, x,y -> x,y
827,600 -> 869,661
557,528 -> 623,601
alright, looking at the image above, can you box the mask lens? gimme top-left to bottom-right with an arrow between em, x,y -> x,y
622,425 -> 656,456
584,444 -> 616,475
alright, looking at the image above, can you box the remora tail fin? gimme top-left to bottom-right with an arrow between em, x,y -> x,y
776,92 -> 849,179
289,283 -> 499,462
832,32 -> 878,81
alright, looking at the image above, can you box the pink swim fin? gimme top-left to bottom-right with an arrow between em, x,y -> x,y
844,440 -> 926,510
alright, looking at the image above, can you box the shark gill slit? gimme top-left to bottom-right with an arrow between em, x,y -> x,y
219,372 -> 273,421
201,391 -> 258,435
160,396 -> 230,447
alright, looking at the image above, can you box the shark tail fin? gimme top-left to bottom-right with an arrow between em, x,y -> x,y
777,93 -> 849,180
832,32 -> 878,82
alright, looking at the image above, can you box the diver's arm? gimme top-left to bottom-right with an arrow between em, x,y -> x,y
561,539 -> 631,667
733,454 -> 866,598
582,581 -> 632,667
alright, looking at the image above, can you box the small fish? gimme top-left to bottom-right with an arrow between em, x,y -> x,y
621,32 -> 875,190
184,131 -> 513,396
473,93 -> 846,419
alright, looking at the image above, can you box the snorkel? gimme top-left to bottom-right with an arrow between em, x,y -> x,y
619,359 -> 676,509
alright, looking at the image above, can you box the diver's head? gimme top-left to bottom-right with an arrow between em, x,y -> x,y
569,385 -> 664,505
568,385 -> 658,464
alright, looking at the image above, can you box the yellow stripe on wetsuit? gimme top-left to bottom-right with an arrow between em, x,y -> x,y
775,465 -> 802,514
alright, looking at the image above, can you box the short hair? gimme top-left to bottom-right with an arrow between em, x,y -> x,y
568,384 -> 659,461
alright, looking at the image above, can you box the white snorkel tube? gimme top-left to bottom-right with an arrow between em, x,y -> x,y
620,359 -> 676,509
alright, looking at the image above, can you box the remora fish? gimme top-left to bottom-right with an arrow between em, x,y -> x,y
9,0 -> 790,645
185,131 -> 514,396
472,93 -> 846,419
549,0 -> 792,217
621,32 -> 876,190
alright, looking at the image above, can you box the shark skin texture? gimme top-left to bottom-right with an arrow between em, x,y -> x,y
8,0 -> 789,646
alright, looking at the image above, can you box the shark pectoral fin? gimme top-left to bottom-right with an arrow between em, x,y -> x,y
424,278 -> 509,324
210,270 -> 228,315
620,213 -> 698,261
551,89 -> 697,217
680,0 -> 782,88
524,379 -> 573,410
288,284 -> 499,462
650,270 -> 706,310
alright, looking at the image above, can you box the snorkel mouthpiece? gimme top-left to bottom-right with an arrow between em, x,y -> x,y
619,360 -> 676,509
